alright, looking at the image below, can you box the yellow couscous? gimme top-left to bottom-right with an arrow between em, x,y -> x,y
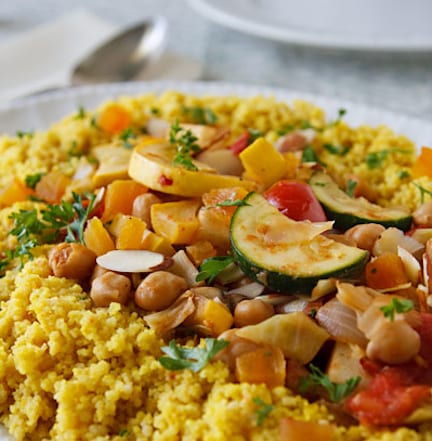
1,91 -> 432,441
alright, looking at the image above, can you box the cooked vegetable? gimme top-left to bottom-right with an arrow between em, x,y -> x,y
230,192 -> 368,294
309,171 -> 412,231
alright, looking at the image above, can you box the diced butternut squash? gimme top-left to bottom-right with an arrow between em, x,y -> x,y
412,147 -> 432,179
183,295 -> 233,337
0,178 -> 34,207
141,229 -> 176,256
235,345 -> 286,388
116,216 -> 147,250
280,418 -> 335,441
98,103 -> 131,134
101,180 -> 147,222
365,253 -> 410,289
239,137 -> 287,189
83,217 -> 115,256
151,199 -> 201,245
186,240 -> 217,266
35,170 -> 71,203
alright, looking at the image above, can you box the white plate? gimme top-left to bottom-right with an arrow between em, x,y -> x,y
1,81 -> 432,150
0,80 -> 432,440
187,0 -> 432,51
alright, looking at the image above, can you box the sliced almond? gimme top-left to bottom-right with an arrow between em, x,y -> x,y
96,250 -> 172,273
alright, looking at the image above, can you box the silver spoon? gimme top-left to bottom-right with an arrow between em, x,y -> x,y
71,16 -> 168,85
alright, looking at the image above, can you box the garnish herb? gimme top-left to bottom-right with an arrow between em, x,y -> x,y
299,364 -> 360,402
196,256 -> 235,284
118,429 -> 129,437
119,127 -> 136,149
253,397 -> 274,426
169,120 -> 201,171
327,108 -> 347,128
365,148 -> 410,170
215,199 -> 250,208
346,179 -> 357,197
412,182 -> 432,204
247,128 -> 262,144
16,130 -> 34,139
150,107 -> 160,116
380,298 -> 414,322
24,172 -> 45,190
301,145 -> 324,165
0,192 -> 96,274
159,338 -> 229,372
75,105 -> 86,119
398,170 -> 410,180
68,140 -> 82,158
182,106 -> 217,125
323,143 -> 350,156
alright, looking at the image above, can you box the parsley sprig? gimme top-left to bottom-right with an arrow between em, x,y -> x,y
159,338 -> 229,372
365,148 -> 410,170
413,183 -> 432,204
182,106 -> 217,125
0,192 -> 96,274
253,397 -> 274,426
299,364 -> 360,402
196,256 -> 235,284
169,120 -> 201,171
380,298 -> 414,321
215,199 -> 250,208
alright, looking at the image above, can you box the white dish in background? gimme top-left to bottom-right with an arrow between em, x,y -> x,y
0,81 -> 432,150
187,0 -> 432,51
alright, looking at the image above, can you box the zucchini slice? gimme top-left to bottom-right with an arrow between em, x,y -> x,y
229,192 -> 368,295
309,171 -> 412,231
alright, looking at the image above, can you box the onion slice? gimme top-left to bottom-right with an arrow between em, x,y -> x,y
316,298 -> 368,347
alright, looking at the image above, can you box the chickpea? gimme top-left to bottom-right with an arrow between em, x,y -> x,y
90,264 -> 109,282
366,319 -> 420,364
90,271 -> 131,307
48,242 -> 96,280
134,271 -> 187,311
132,193 -> 161,227
413,201 -> 432,227
344,223 -> 385,252
234,299 -> 274,328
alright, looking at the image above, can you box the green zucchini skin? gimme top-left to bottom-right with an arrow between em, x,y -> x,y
309,171 -> 412,231
229,192 -> 368,295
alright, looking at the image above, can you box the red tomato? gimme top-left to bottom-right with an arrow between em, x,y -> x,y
227,131 -> 250,155
346,366 -> 430,426
264,180 -> 327,222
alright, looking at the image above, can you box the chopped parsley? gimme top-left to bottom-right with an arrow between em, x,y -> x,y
196,256 -> 235,284
412,182 -> 432,204
299,364 -> 360,402
150,107 -> 160,116
380,298 -> 414,321
346,179 -> 357,197
398,170 -> 410,180
118,429 -> 129,437
169,120 -> 201,171
323,143 -> 350,156
253,397 -> 274,426
119,127 -> 136,149
365,148 -> 410,170
16,130 -> 34,139
301,145 -> 324,165
24,172 -> 45,190
182,106 -> 217,125
159,338 -> 229,372
0,192 -> 96,274
75,105 -> 86,119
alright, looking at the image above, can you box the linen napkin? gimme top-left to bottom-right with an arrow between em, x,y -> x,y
0,10 -> 117,103
0,10 -> 203,104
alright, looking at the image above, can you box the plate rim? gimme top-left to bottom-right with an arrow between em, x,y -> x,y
187,0 -> 432,52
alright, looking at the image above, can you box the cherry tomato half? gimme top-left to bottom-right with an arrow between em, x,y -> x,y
264,180 -> 327,222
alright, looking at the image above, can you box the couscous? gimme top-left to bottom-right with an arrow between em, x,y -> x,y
1,91 -> 432,440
